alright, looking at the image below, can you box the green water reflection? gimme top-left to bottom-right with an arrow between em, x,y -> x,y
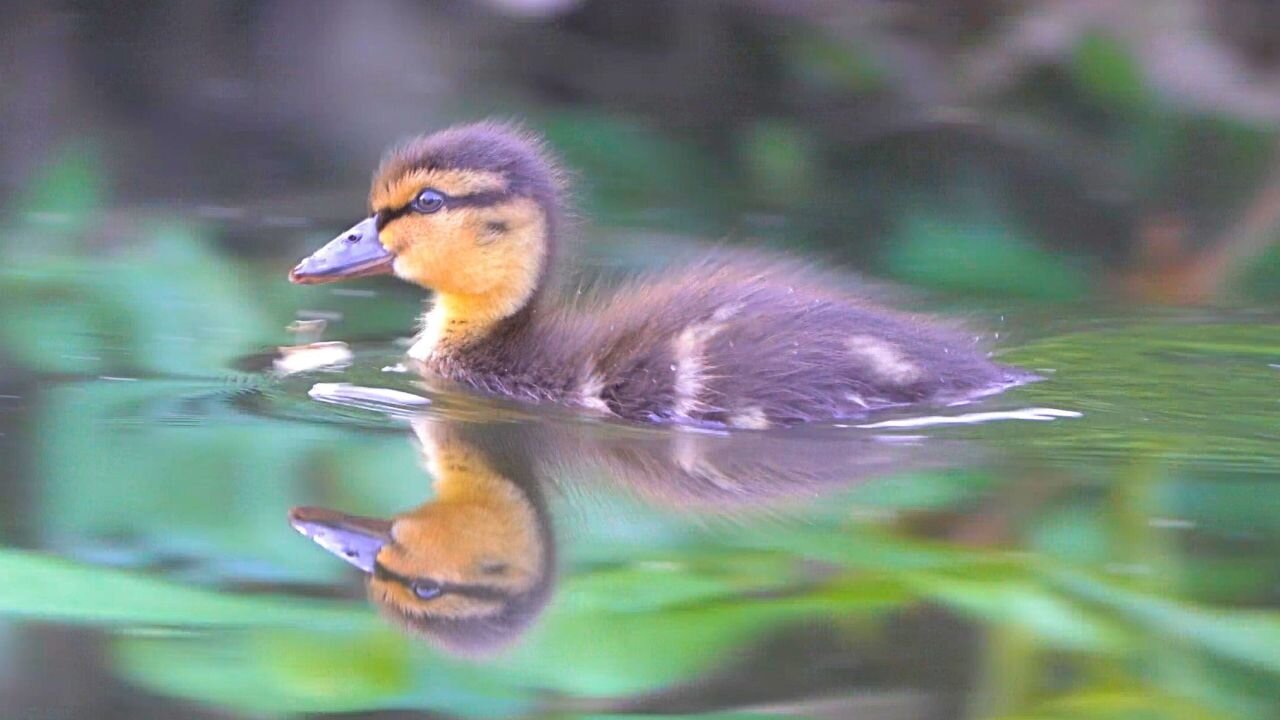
3,305 -> 1280,718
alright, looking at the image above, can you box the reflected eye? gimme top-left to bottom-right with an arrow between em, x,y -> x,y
412,189 -> 446,214
411,580 -> 443,600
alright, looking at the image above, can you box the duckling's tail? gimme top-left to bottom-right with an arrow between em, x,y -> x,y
998,364 -> 1045,389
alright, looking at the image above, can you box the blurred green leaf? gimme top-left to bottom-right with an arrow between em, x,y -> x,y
741,120 -> 815,204
114,629 -> 531,717
1240,243 -> 1280,301
1071,33 -> 1148,111
563,551 -> 804,614
886,211 -> 1088,299
908,567 -> 1119,652
0,548 -> 369,630
501,571 -> 902,698
540,111 -> 727,232
114,630 -> 417,716
786,31 -> 885,92
1030,501 -> 1112,566
1051,568 -> 1280,674
995,688 -> 1222,720
5,141 -> 104,256
845,470 -> 995,512
0,223 -> 275,376
35,380 -> 408,584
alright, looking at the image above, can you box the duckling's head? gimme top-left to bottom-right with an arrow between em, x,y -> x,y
289,121 -> 565,328
289,498 -> 553,655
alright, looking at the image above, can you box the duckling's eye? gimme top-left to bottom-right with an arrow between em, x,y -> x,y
411,579 -> 443,600
412,189 -> 446,214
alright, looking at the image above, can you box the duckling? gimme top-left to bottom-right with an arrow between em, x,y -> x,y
290,121 -> 1032,428
290,420 -> 554,655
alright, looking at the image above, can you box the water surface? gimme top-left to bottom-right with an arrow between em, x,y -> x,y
3,301 -> 1278,719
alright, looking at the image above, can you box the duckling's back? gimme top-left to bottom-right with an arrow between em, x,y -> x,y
521,252 -> 1031,428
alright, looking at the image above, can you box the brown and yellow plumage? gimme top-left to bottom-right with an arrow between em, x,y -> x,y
291,120 -> 1034,428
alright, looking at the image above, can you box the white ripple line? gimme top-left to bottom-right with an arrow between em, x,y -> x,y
855,407 -> 1082,429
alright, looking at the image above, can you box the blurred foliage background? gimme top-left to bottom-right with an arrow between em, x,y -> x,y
5,0 -> 1280,306
2,1 -> 1280,719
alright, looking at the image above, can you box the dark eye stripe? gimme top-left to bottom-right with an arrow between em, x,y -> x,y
374,189 -> 513,230
445,583 -> 511,602
374,205 -> 409,230
373,560 -> 415,586
373,560 -> 511,602
443,189 -> 511,208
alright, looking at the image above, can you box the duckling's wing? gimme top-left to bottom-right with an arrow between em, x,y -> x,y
579,254 -> 1019,426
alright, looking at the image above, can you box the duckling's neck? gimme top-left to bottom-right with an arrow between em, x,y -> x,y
409,293 -> 513,361
407,273 -> 547,363
407,210 -> 556,363
427,439 -> 529,509
415,430 -> 546,579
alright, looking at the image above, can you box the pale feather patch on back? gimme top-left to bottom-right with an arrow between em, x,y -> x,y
847,334 -> 921,385
671,303 -> 740,420
728,405 -> 770,430
577,370 -> 611,413
710,302 -> 742,323
672,326 -> 712,419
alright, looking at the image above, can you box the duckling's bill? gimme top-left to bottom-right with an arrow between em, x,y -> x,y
289,216 -> 394,284
289,506 -> 391,573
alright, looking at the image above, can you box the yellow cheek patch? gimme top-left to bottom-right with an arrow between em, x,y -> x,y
384,499 -> 541,590
371,168 -> 508,211
379,210 -> 469,256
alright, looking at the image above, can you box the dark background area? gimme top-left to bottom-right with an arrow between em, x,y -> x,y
5,0 -> 1280,305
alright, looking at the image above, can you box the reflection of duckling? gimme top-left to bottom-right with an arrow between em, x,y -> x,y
290,422 -> 553,655
554,419 -> 962,512
290,122 -> 1032,428
288,398 -> 974,650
